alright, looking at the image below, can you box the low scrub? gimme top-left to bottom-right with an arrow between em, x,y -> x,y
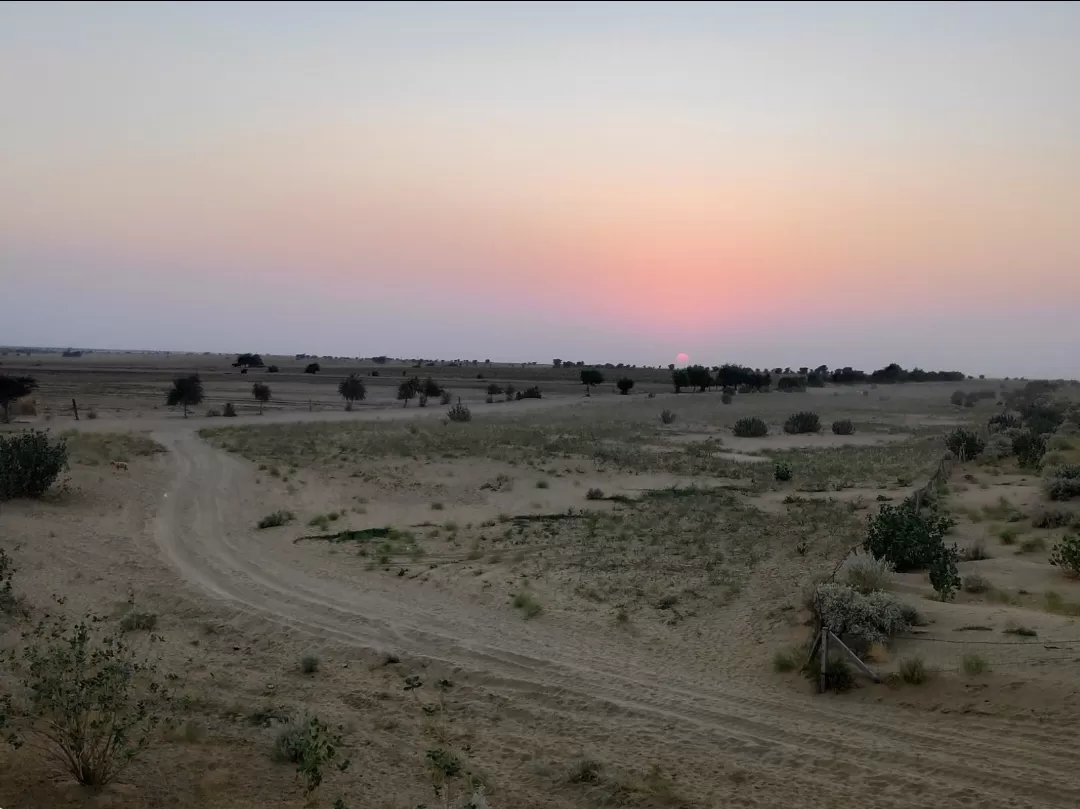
831,419 -> 854,436
721,391 -> 733,405
1049,534 -> 1080,577
0,429 -> 68,500
962,573 -> 991,593
773,461 -> 792,482
983,433 -> 1014,460
258,510 -> 295,529
772,648 -> 799,673
732,416 -> 768,438
898,656 -> 931,685
962,653 -> 990,676
783,411 -> 820,434
864,503 -> 953,571
839,553 -> 894,594
300,654 -> 320,674
1031,506 -> 1077,529
659,409 -> 676,425
988,412 -> 1020,433
1043,465 -> 1080,501
446,402 -> 472,423
804,654 -> 855,693
118,610 -> 158,632
516,386 -> 542,400
585,487 -> 604,500
511,591 -> 542,619
945,428 -> 984,460
811,582 -> 911,649
1013,429 -> 1046,468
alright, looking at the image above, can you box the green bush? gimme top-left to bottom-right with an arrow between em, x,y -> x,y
1013,429 -> 1046,468
732,417 -> 768,437
983,433 -> 1014,460
803,654 -> 855,693
721,391 -> 733,405
839,553 -> 894,593
988,412 -> 1020,433
1049,534 -> 1080,577
928,545 -> 960,601
811,582 -> 911,648
774,462 -> 792,482
258,510 -> 295,529
446,402 -> 471,422
898,656 -> 930,684
944,428 -> 984,460
831,419 -> 854,435
783,411 -> 820,434
863,503 -> 953,571
0,429 -> 68,500
1044,465 -> 1080,501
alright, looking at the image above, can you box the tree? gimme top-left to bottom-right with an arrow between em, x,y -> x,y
338,374 -> 366,408
165,374 -> 203,418
233,353 -> 264,369
252,382 -> 271,414
580,369 -> 603,396
304,362 -> 321,374
686,365 -> 713,392
616,377 -> 635,395
672,368 -> 690,393
422,377 -> 442,397
397,377 -> 420,407
0,375 -> 37,423
552,359 -> 562,368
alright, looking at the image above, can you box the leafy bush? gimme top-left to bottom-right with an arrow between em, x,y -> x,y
165,374 -> 204,417
772,648 -> 799,673
863,503 -> 953,571
774,462 -> 792,482
303,363 -> 320,374
945,428 -> 985,460
804,655 -> 855,693
929,545 -> 960,601
511,591 -> 542,619
659,409 -> 676,425
988,412 -> 1020,433
1050,534 -> 1080,577
950,390 -> 965,406
732,417 -> 768,437
338,374 -> 366,406
585,488 -> 604,500
0,616 -> 175,786
1013,429 -> 1046,468
252,382 -> 271,413
485,383 -> 503,397
271,715 -> 349,797
418,393 -> 429,407
0,429 -> 68,500
446,402 -> 471,422
616,377 -> 635,395
832,419 -> 854,435
1044,465 -> 1080,501
721,391 -> 733,405
422,377 -> 442,398
898,656 -> 930,684
811,583 -> 911,648
983,433 -> 1014,460
0,375 -> 39,424
839,553 -> 894,593
222,402 -> 238,417
267,364 -> 279,373
580,368 -> 604,395
397,377 -> 420,407
517,385 -> 542,400
960,539 -> 991,561
258,510 -> 295,529
783,411 -> 820,434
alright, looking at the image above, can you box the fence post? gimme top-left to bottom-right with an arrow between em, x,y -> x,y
71,398 -> 79,421
818,626 -> 828,693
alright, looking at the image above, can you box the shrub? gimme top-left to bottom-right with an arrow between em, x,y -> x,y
511,591 -> 542,619
0,547 -> 20,615
567,758 -> 603,784
397,377 -> 420,407
962,653 -> 990,676
945,428 -> 985,460
485,395 -> 494,404
988,412 -> 1020,433
580,368 -> 603,395
962,573 -> 991,593
772,649 -> 798,673
774,462 -> 792,482
839,553 -> 894,594
446,401 -> 472,422
721,391 -> 733,405
0,374 -> 38,423
1013,429 -> 1046,468
863,503 -> 953,571
929,545 -> 961,601
616,377 -> 635,395
422,377 -> 442,398
222,402 -> 238,417
960,540 -> 990,561
303,362 -> 320,374
418,393 -> 429,407
1049,534 -> 1080,577
267,364 -> 279,373
85,407 -> 98,420
1031,506 -> 1076,529
338,374 -> 367,407
950,390 -> 965,406
585,488 -> 604,500
1044,465 -> 1080,501
252,382 -> 271,413
732,417 -> 768,438
258,510 -> 295,529
273,721 -> 308,763
165,374 -> 204,418
659,409 -> 676,425
119,610 -> 158,632
0,429 -> 68,500
300,655 -> 320,674
517,385 -> 542,399
804,654 -> 855,692
983,433 -> 1014,460
440,390 -> 452,406
0,616 -> 175,786
898,656 -> 930,684
486,383 -> 503,397
811,582 -> 911,648
271,715 -> 348,796
783,411 -> 820,434
832,419 -> 854,435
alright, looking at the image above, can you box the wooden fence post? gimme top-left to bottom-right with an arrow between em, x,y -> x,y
71,398 -> 79,421
818,626 -> 828,693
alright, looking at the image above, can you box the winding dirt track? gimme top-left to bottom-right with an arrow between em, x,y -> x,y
148,419 -> 1080,808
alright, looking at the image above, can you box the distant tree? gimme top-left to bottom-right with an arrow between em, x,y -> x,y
252,382 -> 271,414
371,355 -> 388,364
486,383 -> 503,396
421,377 -> 442,397
165,374 -> 204,418
552,359 -> 562,368
397,377 -> 420,407
686,365 -> 713,392
580,369 -> 604,396
338,374 -> 366,408
672,368 -> 690,393
0,375 -> 38,423
303,362 -> 321,374
616,377 -> 635,395
668,363 -> 676,371
267,365 -> 279,373
233,353 -> 264,369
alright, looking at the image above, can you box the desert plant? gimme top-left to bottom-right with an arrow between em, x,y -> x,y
1013,429 -> 1046,468
0,429 -> 68,500
585,488 -> 604,500
1049,534 -> 1080,577
863,503 -> 953,571
567,758 -> 603,784
983,433 -> 1014,460
439,390 -> 452,405
485,383 -> 503,397
0,375 -> 38,423
267,364 -> 279,373
962,653 -> 990,676
580,368 -> 604,396
0,547 -> 19,615
485,395 -> 494,404
511,591 -> 542,619
118,610 -> 158,632
273,716 -> 349,797
732,417 -> 768,438
898,656 -> 930,684
518,385 -> 542,399
1031,506 -> 1076,529
832,419 -> 854,435
303,362 -> 320,374
616,377 -> 635,395
258,510 -> 295,529
962,573 -> 991,593
659,409 -> 676,425
988,412 -> 1020,433
418,393 -> 429,408
338,375 -> 366,408
165,374 -> 203,418
446,401 -> 471,422
252,382 -> 271,414
774,461 -> 792,482
950,390 -> 965,406
300,655 -> 320,674
721,391 -> 733,405
422,377 -> 442,398
960,539 -> 991,561
0,615 -> 175,787
671,368 -> 691,393
811,582 -> 911,648
928,545 -> 961,601
1044,465 -> 1080,501
783,411 -> 820,434
945,428 -> 985,460
772,649 -> 798,673
222,402 -> 237,417
803,653 -> 855,692
397,377 -> 420,407
839,553 -> 894,593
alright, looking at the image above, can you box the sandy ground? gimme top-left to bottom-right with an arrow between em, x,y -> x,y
2,359 -> 1079,808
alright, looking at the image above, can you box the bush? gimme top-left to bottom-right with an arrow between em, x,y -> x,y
945,428 -> 985,460
898,656 -> 930,684
85,407 -> 98,420
119,610 -> 158,632
567,758 -> 603,784
485,383 -> 503,397
983,433 -> 1014,460
811,583 -> 911,648
418,393 -> 429,407
338,374 -> 367,406
732,417 -> 768,437
267,364 -> 279,373
659,409 -> 676,425
422,377 -> 442,398
962,653 -> 990,676
440,390 -> 452,406
258,510 -> 295,529
839,553 -> 894,593
950,390 -> 965,406
783,411 -> 820,434
772,649 -> 799,673
303,362 -> 320,374
0,547 -> 20,615
616,377 -> 635,395
960,539 -> 991,561
1050,534 -> 1080,577
774,462 -> 792,482
271,716 -> 348,796
1013,429 -> 1046,468
1044,465 -> 1080,501
721,391 -> 733,405
585,488 -> 604,500
988,412 -> 1020,433
222,402 -> 238,417
517,385 -> 542,400
165,374 -> 204,418
300,655 -> 320,674
929,545 -> 960,601
252,382 -> 271,413
804,654 -> 855,693
832,419 -> 854,435
397,377 -> 420,407
447,402 -> 471,422
511,591 -> 542,619
962,573 -> 991,593
0,375 -> 38,423
0,429 -> 68,500
1031,506 -> 1076,529
0,616 -> 175,786
864,503 -> 953,571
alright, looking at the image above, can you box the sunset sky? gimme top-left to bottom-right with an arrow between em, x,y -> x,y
2,1 -> 1078,376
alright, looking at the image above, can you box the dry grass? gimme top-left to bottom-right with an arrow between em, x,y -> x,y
63,430 -> 166,465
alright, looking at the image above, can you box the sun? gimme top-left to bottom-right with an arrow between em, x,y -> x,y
675,352 -> 690,364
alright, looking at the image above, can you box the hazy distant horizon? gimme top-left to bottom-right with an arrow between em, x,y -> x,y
2,2 -> 1078,378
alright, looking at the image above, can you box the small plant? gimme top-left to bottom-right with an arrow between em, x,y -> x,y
945,428 -> 985,460
721,391 -> 733,405
165,374 -> 204,417
580,368 -> 604,396
1013,429 -> 1046,468
431,502 -> 444,511
616,377 -> 635,395
303,362 -> 320,374
772,649 -> 798,673
85,407 -> 99,420
774,461 -> 793,482
222,402 -> 238,417
567,758 -> 603,784
732,416 -> 768,438
485,383 -> 503,397
962,573 -> 991,594
267,364 -> 279,373
1043,465 -> 1080,501
783,411 -> 821,434
446,401 -> 472,422
1004,622 -> 1037,637
440,390 -> 452,405
983,433 -> 1014,460
998,525 -> 1019,545
811,583 -> 911,648
119,610 -> 158,632
960,539 -> 991,561
512,591 -> 542,619
804,654 -> 855,693
659,409 -> 676,425
831,419 -> 854,435
0,429 -> 68,500
338,374 -> 366,408
929,545 -> 960,601
1031,506 -> 1076,529
586,488 -> 604,500
300,655 -> 320,674
988,412 -> 1020,432
839,553 -> 894,593
273,716 -> 349,797
258,510 -> 295,529
898,656 -> 930,684
1018,535 -> 1047,554
1049,534 -> 1080,577
950,390 -> 965,406
962,653 -> 990,676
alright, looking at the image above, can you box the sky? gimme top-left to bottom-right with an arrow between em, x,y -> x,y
1,1 -> 1078,377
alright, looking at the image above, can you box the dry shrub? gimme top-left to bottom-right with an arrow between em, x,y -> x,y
839,553 -> 894,593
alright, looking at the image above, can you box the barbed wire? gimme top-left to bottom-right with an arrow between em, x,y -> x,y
896,633 -> 1080,646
